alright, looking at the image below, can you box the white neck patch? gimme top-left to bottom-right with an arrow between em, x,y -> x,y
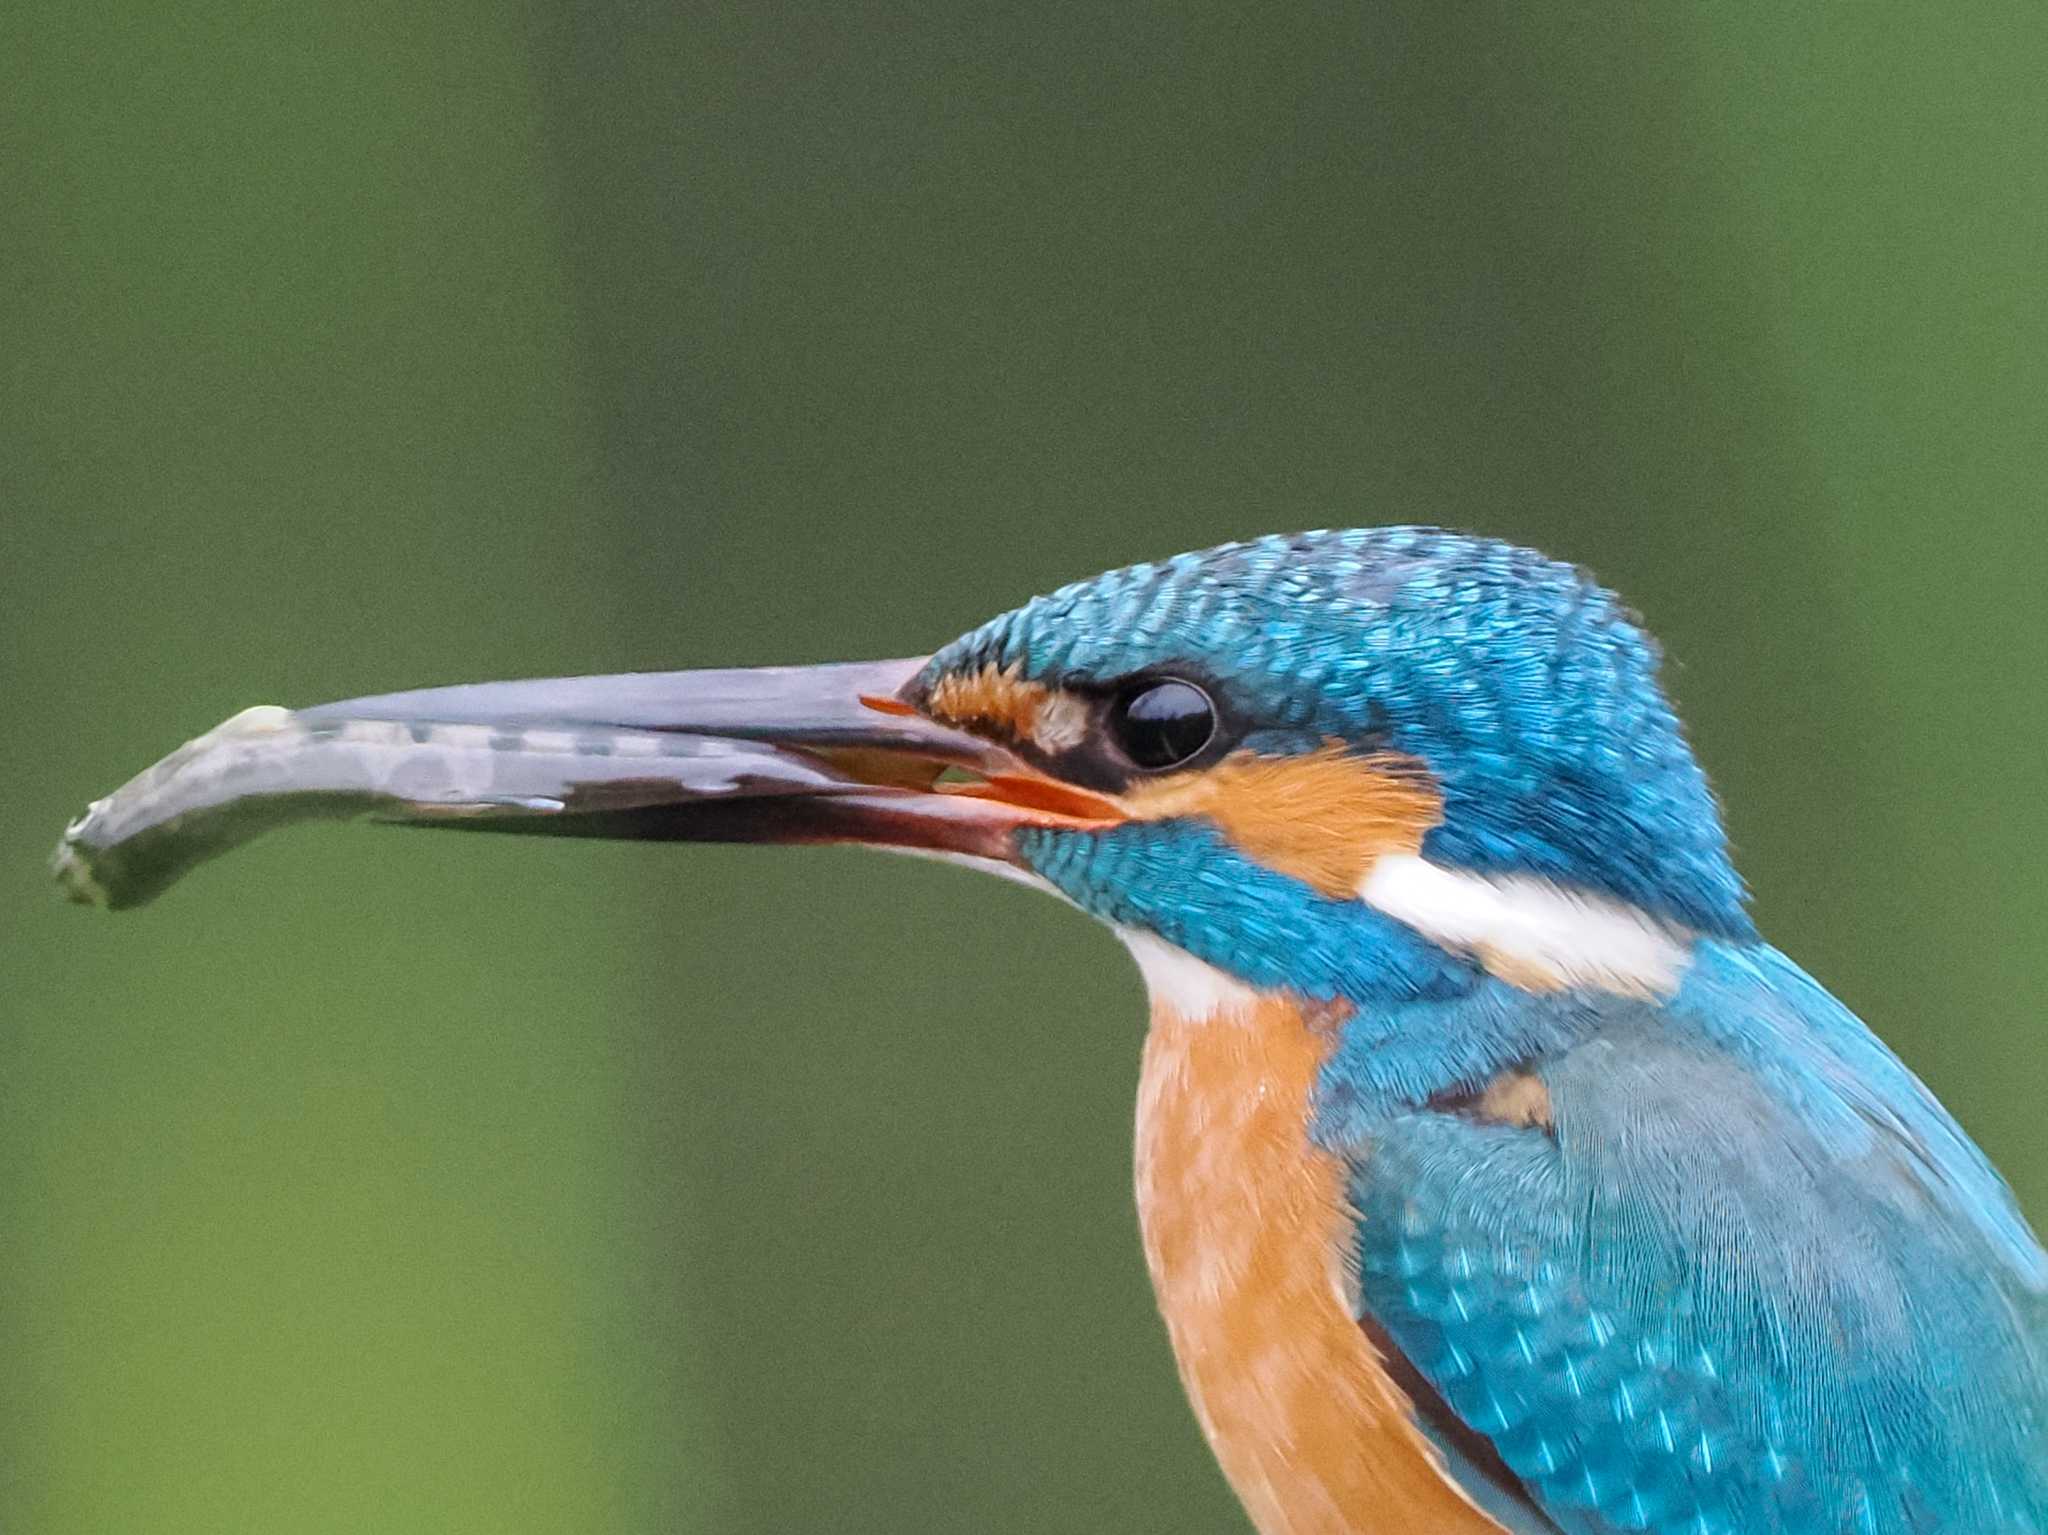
1116,927 -> 1262,1021
1359,854 -> 1692,999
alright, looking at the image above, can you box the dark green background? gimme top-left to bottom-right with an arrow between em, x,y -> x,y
5,4 -> 2045,1531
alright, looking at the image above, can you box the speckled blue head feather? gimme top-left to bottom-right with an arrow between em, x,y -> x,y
924,527 -> 1753,940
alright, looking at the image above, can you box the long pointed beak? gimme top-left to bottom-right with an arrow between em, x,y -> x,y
53,658 -> 1122,910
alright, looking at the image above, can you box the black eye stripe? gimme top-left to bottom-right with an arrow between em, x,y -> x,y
1107,680 -> 1217,772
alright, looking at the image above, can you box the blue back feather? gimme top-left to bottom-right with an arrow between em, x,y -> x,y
1329,945 -> 2048,1533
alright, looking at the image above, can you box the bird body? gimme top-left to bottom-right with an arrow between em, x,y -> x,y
59,527 -> 2048,1533
919,530 -> 2048,1532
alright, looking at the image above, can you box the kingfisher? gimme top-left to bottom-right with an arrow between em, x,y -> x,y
56,528 -> 2048,1533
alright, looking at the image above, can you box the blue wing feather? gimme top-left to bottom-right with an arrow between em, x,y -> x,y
1336,944 -> 2048,1534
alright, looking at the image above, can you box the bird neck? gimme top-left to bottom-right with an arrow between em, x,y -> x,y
1116,865 -> 1717,1133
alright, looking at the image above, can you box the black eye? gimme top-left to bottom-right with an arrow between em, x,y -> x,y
1108,680 -> 1217,771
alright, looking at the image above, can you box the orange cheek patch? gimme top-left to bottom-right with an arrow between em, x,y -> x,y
1124,746 -> 1442,897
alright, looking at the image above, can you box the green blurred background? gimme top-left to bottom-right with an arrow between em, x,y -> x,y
5,3 -> 2046,1530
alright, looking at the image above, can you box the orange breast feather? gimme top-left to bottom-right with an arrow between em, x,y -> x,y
1134,994 -> 1504,1535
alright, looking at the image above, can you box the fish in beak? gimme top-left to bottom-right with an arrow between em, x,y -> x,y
52,658 -> 1122,911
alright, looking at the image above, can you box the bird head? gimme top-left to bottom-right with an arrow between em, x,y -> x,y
57,528 -> 1749,1004
904,527 -> 1751,1004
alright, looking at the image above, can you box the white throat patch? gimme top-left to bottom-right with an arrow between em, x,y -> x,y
1117,927 -> 1262,1021
1359,854 -> 1691,999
